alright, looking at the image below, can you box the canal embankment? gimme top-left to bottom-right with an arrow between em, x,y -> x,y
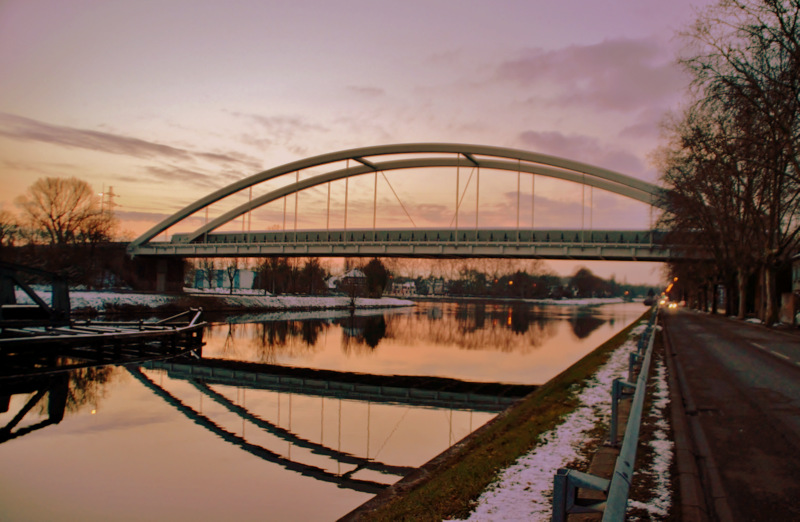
340,308 -> 666,521
13,287 -> 415,315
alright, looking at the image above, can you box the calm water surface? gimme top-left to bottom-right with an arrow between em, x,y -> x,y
0,300 -> 644,521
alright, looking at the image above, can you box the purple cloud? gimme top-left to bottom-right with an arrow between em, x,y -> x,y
497,38 -> 686,112
0,113 -> 260,172
346,85 -> 386,98
518,130 -> 646,175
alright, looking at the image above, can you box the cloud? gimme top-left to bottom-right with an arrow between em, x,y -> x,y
497,38 -> 686,112
518,130 -> 647,175
0,112 -> 260,172
346,85 -> 385,98
142,165 -> 221,189
232,112 -> 333,157
115,209 -> 206,227
234,113 -> 328,137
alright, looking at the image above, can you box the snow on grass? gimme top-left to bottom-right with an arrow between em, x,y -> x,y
15,289 -> 176,311
14,288 -> 414,313
218,294 -> 413,309
627,358 -> 673,520
225,305 -> 414,324
452,323 -> 649,521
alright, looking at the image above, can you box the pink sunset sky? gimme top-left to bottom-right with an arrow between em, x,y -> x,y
0,0 -> 714,284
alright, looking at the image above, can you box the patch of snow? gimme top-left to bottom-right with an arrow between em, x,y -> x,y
218,294 -> 413,309
15,289 -> 176,311
223,306 -> 414,324
627,358 -> 673,519
451,323 -> 648,521
14,288 -> 413,313
527,297 -> 625,306
745,318 -> 763,324
183,287 -> 269,296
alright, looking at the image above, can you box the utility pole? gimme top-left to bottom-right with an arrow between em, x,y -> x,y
98,186 -> 119,213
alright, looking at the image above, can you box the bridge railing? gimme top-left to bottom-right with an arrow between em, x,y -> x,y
167,228 -> 665,247
552,308 -> 659,521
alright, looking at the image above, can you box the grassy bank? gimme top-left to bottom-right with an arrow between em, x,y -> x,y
344,308 -> 652,521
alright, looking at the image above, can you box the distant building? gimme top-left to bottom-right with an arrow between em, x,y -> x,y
391,281 -> 416,296
328,268 -> 367,295
193,268 -> 256,290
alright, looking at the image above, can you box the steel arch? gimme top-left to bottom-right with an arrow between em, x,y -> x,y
130,143 -> 666,249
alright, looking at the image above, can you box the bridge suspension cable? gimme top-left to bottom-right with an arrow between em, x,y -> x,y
129,143 -> 667,252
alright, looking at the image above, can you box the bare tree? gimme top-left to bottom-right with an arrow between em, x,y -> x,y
199,258 -> 217,290
656,100 -> 762,317
15,177 -> 115,245
0,209 -> 19,250
660,0 -> 800,321
224,258 -> 240,294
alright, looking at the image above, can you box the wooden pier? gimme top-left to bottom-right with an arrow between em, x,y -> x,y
1,262 -> 205,379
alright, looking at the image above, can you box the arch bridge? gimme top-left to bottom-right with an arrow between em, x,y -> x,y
129,143 -> 671,261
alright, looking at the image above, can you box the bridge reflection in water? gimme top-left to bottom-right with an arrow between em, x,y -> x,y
133,356 -> 533,493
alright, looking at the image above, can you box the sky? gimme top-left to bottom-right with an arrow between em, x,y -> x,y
0,0 -> 714,284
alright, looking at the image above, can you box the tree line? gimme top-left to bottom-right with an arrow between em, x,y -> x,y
190,257 -> 390,298
0,177 -> 122,287
656,0 -> 800,322
397,266 -> 657,300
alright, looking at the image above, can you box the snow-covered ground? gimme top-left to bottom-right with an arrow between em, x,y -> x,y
450,322 -> 672,521
628,358 -> 673,519
14,287 -> 414,313
526,296 -> 630,306
13,286 -> 632,314
218,294 -> 415,309
14,288 -> 176,311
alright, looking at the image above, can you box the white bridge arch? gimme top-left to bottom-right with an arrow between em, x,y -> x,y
129,143 -> 671,261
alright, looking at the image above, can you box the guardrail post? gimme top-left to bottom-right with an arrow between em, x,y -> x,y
553,308 -> 659,522
609,378 -> 636,447
628,352 -> 642,382
603,311 -> 659,521
552,468 -> 610,522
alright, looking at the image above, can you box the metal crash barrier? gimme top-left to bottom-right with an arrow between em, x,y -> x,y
552,309 -> 659,521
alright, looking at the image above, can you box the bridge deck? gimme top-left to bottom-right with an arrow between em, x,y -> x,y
145,357 -> 537,412
131,228 -> 675,261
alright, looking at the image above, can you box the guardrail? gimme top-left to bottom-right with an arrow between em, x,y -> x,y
552,308 -> 659,521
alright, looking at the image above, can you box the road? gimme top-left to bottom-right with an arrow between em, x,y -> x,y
662,308 -> 800,521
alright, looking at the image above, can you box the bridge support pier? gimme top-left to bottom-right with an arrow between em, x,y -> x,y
131,256 -> 185,293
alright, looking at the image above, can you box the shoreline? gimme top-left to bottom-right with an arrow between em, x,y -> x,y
340,308 -> 654,521
14,288 -> 416,316
15,287 -> 640,317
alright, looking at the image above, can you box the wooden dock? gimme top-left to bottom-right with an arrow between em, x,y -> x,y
1,309 -> 206,379
1,261 -> 205,379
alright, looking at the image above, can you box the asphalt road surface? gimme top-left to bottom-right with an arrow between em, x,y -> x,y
662,308 -> 800,521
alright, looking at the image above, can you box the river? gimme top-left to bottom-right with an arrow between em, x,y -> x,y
0,300 -> 644,521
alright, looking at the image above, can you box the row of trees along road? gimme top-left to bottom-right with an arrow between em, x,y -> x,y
656,0 -> 800,323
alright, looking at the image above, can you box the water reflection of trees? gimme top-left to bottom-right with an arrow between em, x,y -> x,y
203,303 -> 610,360
206,321 -> 330,364
388,303 -> 559,353
63,365 -> 117,413
35,364 -> 117,415
1,364 -> 118,444
569,313 -> 607,339
339,315 -> 387,353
